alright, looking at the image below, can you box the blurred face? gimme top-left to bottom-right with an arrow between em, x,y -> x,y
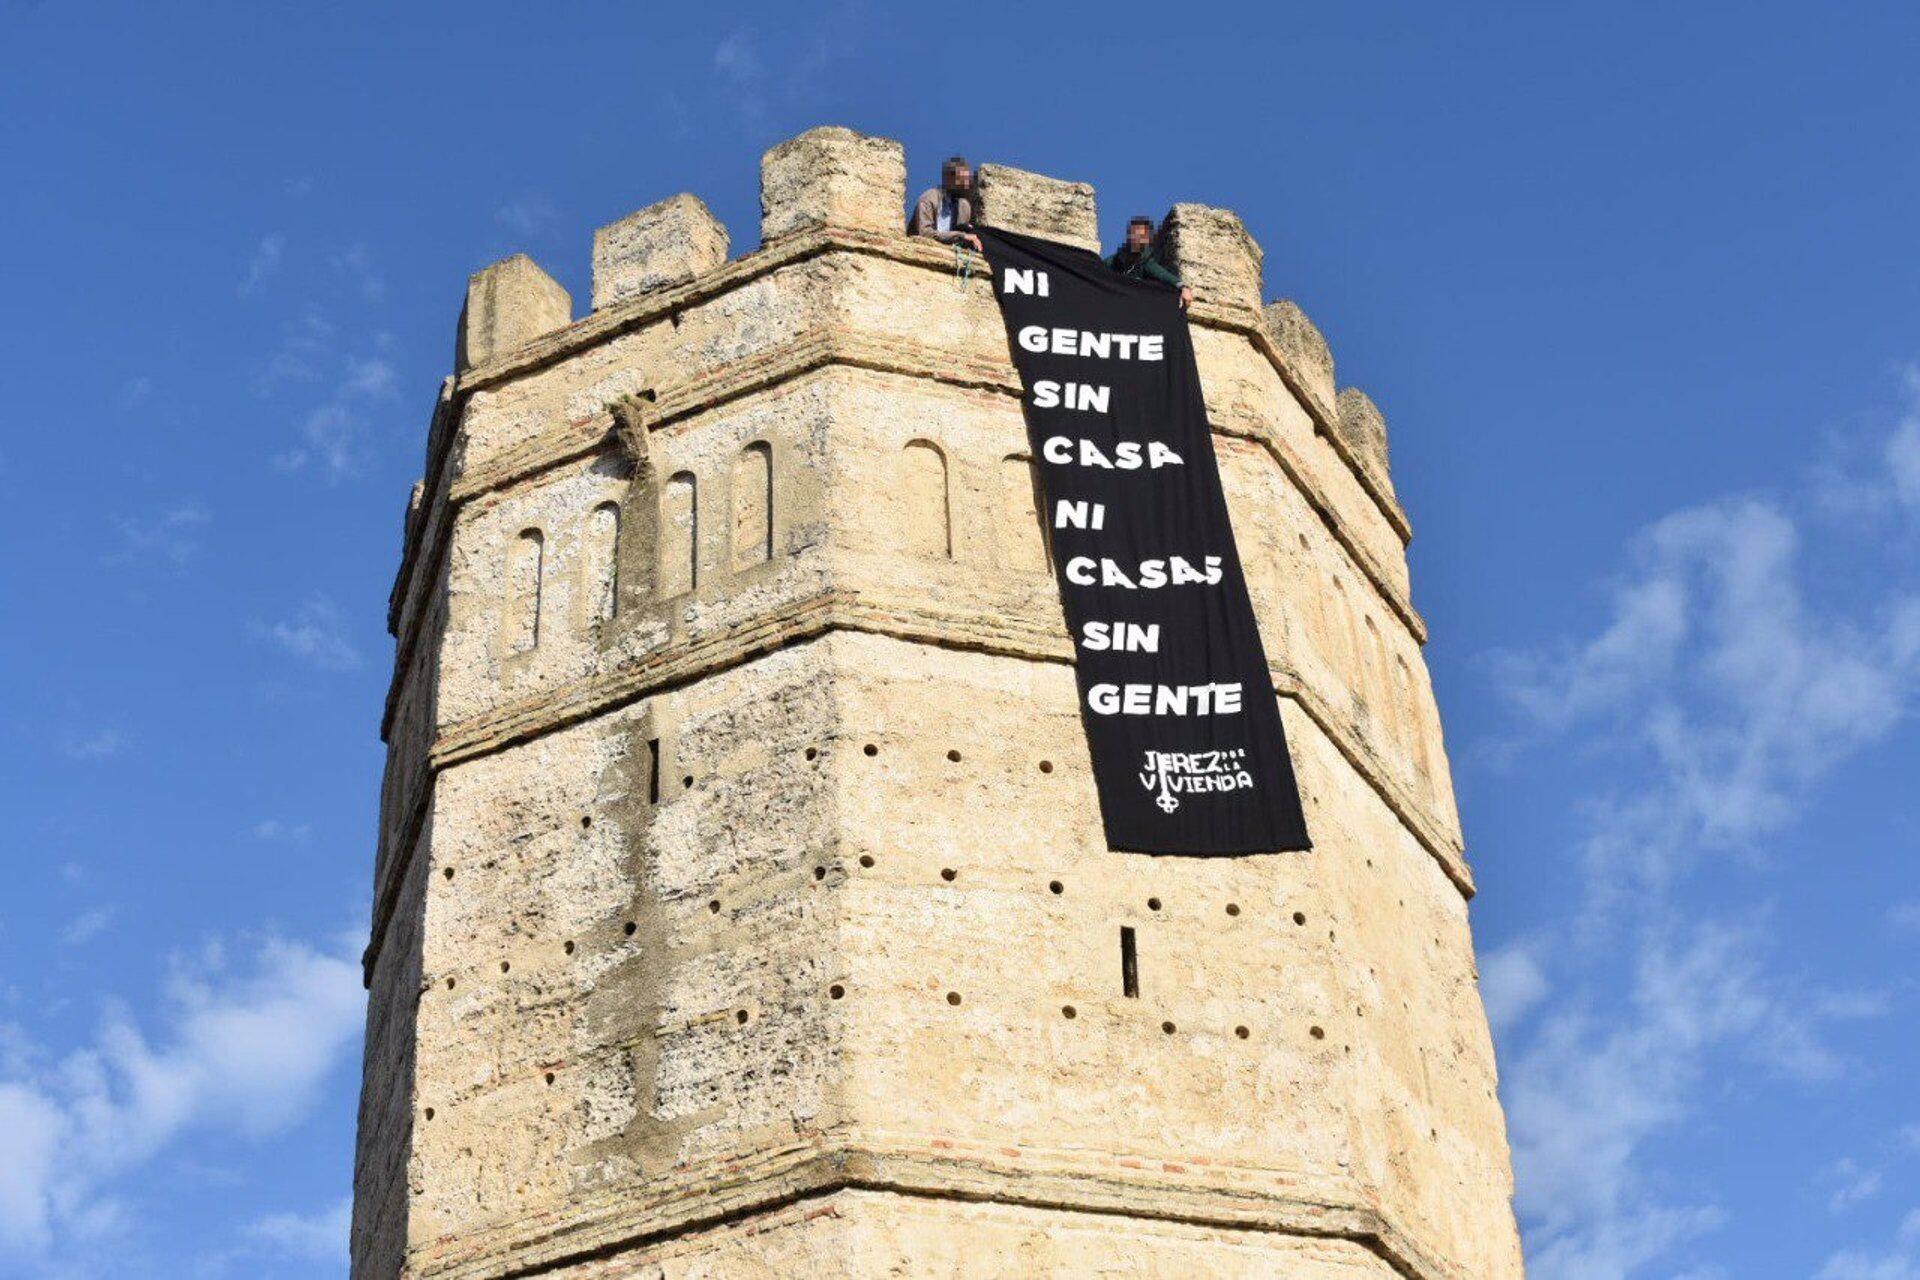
1127,222 -> 1152,250
948,163 -> 973,191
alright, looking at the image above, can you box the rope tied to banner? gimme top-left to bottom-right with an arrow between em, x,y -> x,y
952,241 -> 975,291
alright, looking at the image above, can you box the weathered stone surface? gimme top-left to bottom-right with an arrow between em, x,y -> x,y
456,254 -> 570,371
591,193 -> 729,310
759,125 -> 906,243
1265,299 -> 1336,417
357,139 -> 1519,1280
975,162 -> 1099,252
1338,386 -> 1394,484
1163,203 -> 1264,311
532,1190 -> 1409,1276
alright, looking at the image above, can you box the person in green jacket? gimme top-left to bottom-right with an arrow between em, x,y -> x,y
1107,216 -> 1192,309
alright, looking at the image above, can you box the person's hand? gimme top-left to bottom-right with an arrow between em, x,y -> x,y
962,232 -> 984,253
1178,286 -> 1193,310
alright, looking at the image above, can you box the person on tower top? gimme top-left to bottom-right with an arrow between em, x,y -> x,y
1108,216 -> 1192,310
907,155 -> 983,253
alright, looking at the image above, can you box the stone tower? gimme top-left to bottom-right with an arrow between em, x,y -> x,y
351,127 -> 1524,1279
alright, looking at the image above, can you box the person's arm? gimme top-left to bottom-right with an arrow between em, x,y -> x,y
1143,252 -> 1193,308
1142,256 -> 1182,288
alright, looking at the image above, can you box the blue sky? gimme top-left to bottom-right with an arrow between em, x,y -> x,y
2,3 -> 1916,1276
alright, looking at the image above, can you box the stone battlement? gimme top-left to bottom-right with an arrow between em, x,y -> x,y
448,126 -> 1390,491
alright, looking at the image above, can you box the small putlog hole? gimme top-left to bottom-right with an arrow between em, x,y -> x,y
829,984 -> 845,1000
1061,1005 -> 1077,1019
946,991 -> 962,1006
940,868 -> 957,882
863,743 -> 878,757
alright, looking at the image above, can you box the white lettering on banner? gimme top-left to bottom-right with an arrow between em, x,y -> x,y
1041,436 -> 1184,469
1137,748 -> 1257,812
1016,326 -> 1165,361
1031,381 -> 1112,413
1054,500 -> 1106,530
1087,682 -> 1245,716
1080,621 -> 1161,653
1064,555 -> 1223,589
1002,268 -> 1050,297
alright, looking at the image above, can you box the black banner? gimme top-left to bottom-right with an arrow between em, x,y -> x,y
979,226 -> 1311,855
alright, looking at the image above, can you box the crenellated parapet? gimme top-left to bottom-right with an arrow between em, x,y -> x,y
430,128 -> 1401,527
455,254 -> 570,372
759,126 -> 906,242
591,193 -> 730,309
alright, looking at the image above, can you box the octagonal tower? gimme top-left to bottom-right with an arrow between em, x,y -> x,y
350,126 -> 1524,1279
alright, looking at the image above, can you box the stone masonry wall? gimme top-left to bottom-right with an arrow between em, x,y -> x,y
352,125 -> 1521,1280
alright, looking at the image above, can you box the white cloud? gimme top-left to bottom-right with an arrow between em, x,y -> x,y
254,312 -> 334,398
0,1085 -> 65,1253
59,909 -> 114,947
239,235 -> 285,296
1883,367 -> 1920,512
1814,366 -> 1920,521
706,7 -> 862,134
1829,1158 -> 1889,1213
58,729 -> 127,762
495,196 -> 558,238
103,504 -> 211,572
1487,379 -> 1920,1277
244,1195 -> 350,1263
344,355 -> 397,399
274,403 -> 363,476
0,935 -> 362,1261
258,317 -> 397,478
330,243 -> 384,301
1819,1210 -> 1920,1279
116,376 -> 155,411
1481,942 -> 1551,1038
246,819 -> 313,844
253,598 -> 362,672
712,31 -> 768,130
1509,913 -> 1874,1277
